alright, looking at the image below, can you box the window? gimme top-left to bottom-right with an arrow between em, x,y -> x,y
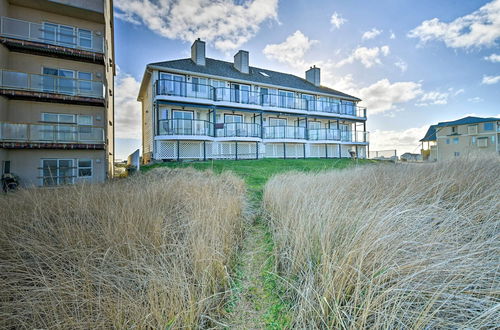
278,90 -> 295,108
342,101 -> 356,115
484,122 -> 494,131
2,161 -> 10,174
301,94 -> 315,111
468,125 -> 478,134
472,136 -> 476,145
224,114 -> 243,123
451,126 -> 457,134
158,73 -> 185,96
42,113 -> 76,124
42,159 -> 74,186
454,152 -> 460,157
58,25 -> 76,46
78,159 -> 92,177
191,77 -> 208,97
308,121 -> 321,129
446,139 -> 450,144
478,137 -> 488,147
492,135 -> 496,143
78,29 -> 92,48
43,23 -> 57,43
78,72 -> 93,94
453,137 -> 459,144
43,67 -> 77,94
269,118 -> 287,126
77,115 -> 92,126
172,110 -> 193,134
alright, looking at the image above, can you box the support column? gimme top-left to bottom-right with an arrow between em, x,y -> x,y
212,107 -> 217,137
337,120 -> 341,159
203,141 -> 206,161
177,140 -> 180,161
235,141 -> 238,160
256,142 -> 259,160
325,143 -> 328,159
303,143 -> 306,159
283,142 -> 286,159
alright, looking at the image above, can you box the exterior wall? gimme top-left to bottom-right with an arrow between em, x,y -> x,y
436,121 -> 499,161
7,149 -> 106,186
103,0 -> 114,176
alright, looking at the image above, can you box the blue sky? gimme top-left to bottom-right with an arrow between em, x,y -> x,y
113,0 -> 500,160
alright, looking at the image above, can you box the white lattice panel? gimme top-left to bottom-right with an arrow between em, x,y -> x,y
327,144 -> 340,158
285,144 -> 304,158
341,145 -> 353,158
156,141 -> 176,159
265,143 -> 284,158
217,142 -> 235,159
237,142 -> 258,159
205,142 -> 213,158
179,141 -> 204,159
309,144 -> 322,158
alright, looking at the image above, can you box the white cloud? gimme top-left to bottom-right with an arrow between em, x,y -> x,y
356,79 -> 423,114
330,12 -> 347,29
408,0 -> 500,48
115,0 -> 279,51
362,28 -> 382,40
114,72 -> 141,139
415,91 -> 449,106
336,45 -> 390,68
390,30 -> 396,39
482,75 -> 500,84
468,96 -> 484,103
484,53 -> 500,62
395,59 -> 408,72
370,125 -> 430,154
263,30 -> 318,67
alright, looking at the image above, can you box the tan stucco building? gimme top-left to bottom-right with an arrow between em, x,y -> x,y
421,116 -> 499,161
0,0 -> 115,187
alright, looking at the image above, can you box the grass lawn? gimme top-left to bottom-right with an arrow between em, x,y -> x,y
142,158 -> 375,198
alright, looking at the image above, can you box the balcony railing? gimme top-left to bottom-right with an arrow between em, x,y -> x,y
154,79 -> 367,117
0,70 -> 104,98
217,122 -> 261,138
0,16 -> 104,53
264,126 -> 306,139
158,119 -> 213,136
0,122 -> 105,144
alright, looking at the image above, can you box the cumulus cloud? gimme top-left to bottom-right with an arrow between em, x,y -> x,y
389,30 -> 396,39
369,125 -> 430,154
482,75 -> 500,84
362,28 -> 382,40
263,30 -> 318,67
395,59 -> 408,72
484,53 -> 500,62
114,72 -> 142,139
336,45 -> 390,68
115,0 -> 279,51
408,0 -> 500,48
330,12 -> 347,29
356,79 -> 423,114
415,88 -> 464,107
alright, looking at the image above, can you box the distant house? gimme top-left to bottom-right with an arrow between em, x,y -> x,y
400,153 -> 422,162
420,116 -> 499,161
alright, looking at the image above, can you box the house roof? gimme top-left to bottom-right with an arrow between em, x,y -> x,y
148,58 -> 361,101
420,116 -> 499,142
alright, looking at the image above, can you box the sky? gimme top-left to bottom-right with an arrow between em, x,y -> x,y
112,0 -> 500,160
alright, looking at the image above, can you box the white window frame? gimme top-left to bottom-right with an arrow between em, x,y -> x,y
41,158 -> 75,186
77,159 -> 93,178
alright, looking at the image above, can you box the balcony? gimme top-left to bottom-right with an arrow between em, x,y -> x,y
0,122 -> 105,149
308,129 -> 369,143
158,119 -> 213,137
154,79 -> 367,118
0,70 -> 104,105
263,126 -> 306,140
216,122 -> 261,138
0,16 -> 104,63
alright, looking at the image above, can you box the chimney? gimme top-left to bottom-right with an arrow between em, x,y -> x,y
306,65 -> 320,86
191,38 -> 206,66
233,50 -> 249,74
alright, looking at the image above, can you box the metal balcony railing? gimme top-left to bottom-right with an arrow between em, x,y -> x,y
216,122 -> 261,138
263,126 -> 306,139
158,119 -> 213,136
0,69 -> 104,98
154,79 -> 367,118
0,122 -> 105,144
0,16 -> 104,53
307,129 -> 369,143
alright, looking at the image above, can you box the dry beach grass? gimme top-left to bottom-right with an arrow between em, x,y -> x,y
264,157 -> 500,328
0,168 -> 245,328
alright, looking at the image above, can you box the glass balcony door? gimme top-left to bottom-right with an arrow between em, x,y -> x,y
231,84 -> 250,104
269,118 -> 287,138
159,73 -> 185,96
308,121 -> 321,139
172,110 -> 193,135
224,114 -> 243,137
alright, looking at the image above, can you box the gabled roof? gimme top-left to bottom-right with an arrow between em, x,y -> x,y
147,58 -> 361,101
420,116 -> 499,142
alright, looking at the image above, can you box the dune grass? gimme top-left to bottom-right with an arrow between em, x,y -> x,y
263,157 -> 500,328
0,168 -> 245,328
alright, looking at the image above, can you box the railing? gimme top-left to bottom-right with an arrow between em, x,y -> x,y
307,129 -> 369,142
0,122 -> 105,143
156,79 -> 214,100
0,16 -> 104,53
264,126 -> 306,139
0,69 -> 104,98
154,79 -> 367,117
158,119 -> 213,136
217,122 -> 261,138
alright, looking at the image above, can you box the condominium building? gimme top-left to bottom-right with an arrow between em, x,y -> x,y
138,39 -> 368,162
420,116 -> 499,161
0,0 -> 115,186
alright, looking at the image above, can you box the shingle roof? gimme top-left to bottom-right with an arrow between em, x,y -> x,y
420,116 -> 499,142
149,58 -> 361,101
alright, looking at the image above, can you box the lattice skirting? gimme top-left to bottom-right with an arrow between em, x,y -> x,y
155,141 -> 367,160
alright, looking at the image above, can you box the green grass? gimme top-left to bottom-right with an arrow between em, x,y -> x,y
142,158 -> 374,198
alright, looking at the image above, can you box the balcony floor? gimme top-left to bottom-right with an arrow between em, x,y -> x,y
0,36 -> 105,64
0,88 -> 105,106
